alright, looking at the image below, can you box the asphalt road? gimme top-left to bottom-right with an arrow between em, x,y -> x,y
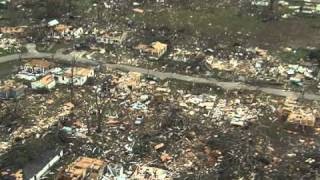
0,44 -> 319,101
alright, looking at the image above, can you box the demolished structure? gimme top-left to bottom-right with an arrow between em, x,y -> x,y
1,1 -> 320,179
279,97 -> 318,127
0,80 -> 25,99
0,169 -> 24,180
135,41 -> 168,59
96,31 -> 128,45
287,110 -> 316,127
50,24 -> 84,40
131,166 -> 173,180
0,26 -> 26,34
56,157 -> 106,180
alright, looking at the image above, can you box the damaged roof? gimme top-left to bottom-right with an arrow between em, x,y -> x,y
26,59 -> 54,69
287,110 -> 316,127
64,67 -> 94,77
39,74 -> 55,85
0,26 -> 26,34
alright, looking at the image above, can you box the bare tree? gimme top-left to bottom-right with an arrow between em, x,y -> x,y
79,92 -> 92,135
78,70 -> 111,134
70,57 -> 76,105
92,72 -> 110,133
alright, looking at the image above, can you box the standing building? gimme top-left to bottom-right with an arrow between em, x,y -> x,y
135,41 -> 168,59
55,67 -> 95,86
17,59 -> 55,81
31,74 -> 56,90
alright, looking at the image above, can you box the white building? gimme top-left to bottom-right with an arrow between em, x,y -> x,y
56,67 -> 94,86
17,59 -> 55,81
31,74 -> 56,90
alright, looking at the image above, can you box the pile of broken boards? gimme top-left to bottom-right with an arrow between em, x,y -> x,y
61,71 -> 225,178
56,156 -> 172,180
57,103 -> 88,142
0,37 -> 22,55
0,95 -> 77,156
277,97 -> 320,130
47,19 -> 128,46
105,71 -> 167,125
0,26 -> 25,55
168,47 -> 204,63
205,47 -> 317,85
48,20 -> 84,41
179,93 -> 261,127
0,80 -> 26,99
0,169 -> 23,180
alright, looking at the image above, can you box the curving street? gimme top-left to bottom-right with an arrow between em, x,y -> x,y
0,44 -> 319,101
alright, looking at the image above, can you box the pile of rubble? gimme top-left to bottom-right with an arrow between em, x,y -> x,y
169,47 -> 203,62
179,93 -> 261,127
0,95 -> 75,156
48,23 -> 84,41
0,38 -> 22,55
278,97 -> 319,128
205,47 -> 317,85
1,64 -> 320,179
252,0 -> 320,17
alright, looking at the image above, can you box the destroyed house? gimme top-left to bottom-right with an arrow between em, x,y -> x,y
1,169 -> 24,180
56,157 -> 106,180
96,31 -> 128,45
135,41 -> 168,59
56,67 -> 94,86
21,59 -> 54,74
54,24 -> 72,33
287,110 -> 316,127
31,74 -> 56,90
51,24 -> 72,38
0,80 -> 25,99
131,166 -> 172,180
117,71 -> 142,89
0,26 -> 25,34
282,97 -> 299,113
51,24 -> 84,39
278,97 -> 317,127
